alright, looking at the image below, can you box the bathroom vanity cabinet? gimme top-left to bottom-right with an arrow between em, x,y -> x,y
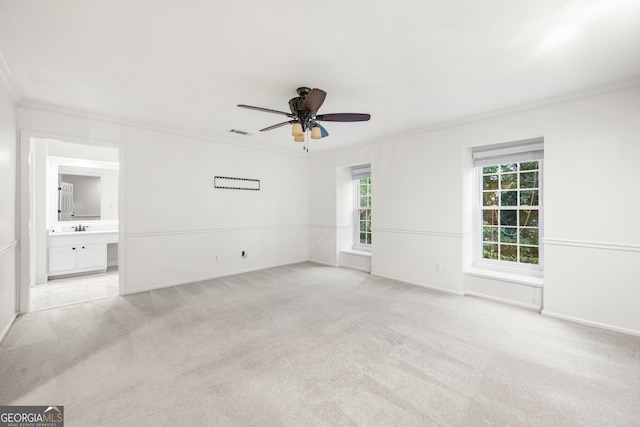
48,231 -> 118,277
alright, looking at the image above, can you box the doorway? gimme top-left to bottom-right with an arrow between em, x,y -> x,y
21,137 -> 123,312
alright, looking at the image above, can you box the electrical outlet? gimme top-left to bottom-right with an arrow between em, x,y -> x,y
435,262 -> 442,271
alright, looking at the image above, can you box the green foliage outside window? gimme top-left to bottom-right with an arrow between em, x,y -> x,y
482,161 -> 540,264
358,178 -> 372,245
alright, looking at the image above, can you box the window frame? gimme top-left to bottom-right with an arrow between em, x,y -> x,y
472,142 -> 544,277
352,166 -> 372,251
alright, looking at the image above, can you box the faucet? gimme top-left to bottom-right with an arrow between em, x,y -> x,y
74,224 -> 88,232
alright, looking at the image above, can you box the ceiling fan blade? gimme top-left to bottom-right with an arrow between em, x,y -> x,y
302,88 -> 327,113
260,121 -> 294,132
318,123 -> 329,138
238,104 -> 294,117
315,113 -> 371,122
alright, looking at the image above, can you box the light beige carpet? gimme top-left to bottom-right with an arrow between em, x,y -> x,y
1,262 -> 639,426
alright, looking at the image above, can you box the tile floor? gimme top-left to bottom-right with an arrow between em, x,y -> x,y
30,268 -> 119,311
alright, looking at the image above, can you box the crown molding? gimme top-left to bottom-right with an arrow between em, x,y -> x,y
309,75 -> 640,158
14,73 -> 640,159
421,75 -> 640,133
17,99 -> 308,159
0,51 -> 23,103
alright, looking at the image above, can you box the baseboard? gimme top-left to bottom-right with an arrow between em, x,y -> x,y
122,259 -> 309,295
541,310 -> 640,337
307,259 -> 339,268
339,264 -> 371,273
370,272 -> 464,296
0,312 -> 18,344
464,291 -> 541,311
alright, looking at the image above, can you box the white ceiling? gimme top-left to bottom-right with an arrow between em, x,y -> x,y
1,0 -> 639,154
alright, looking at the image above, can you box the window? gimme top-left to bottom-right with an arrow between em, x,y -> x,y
473,140 -> 543,273
353,165 -> 371,249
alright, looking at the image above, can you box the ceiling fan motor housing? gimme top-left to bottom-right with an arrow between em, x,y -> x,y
289,92 -> 311,130
296,87 -> 311,97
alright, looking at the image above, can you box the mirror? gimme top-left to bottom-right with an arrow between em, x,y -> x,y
47,156 -> 119,227
58,174 -> 102,221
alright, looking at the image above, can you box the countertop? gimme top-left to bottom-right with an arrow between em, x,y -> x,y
48,229 -> 118,237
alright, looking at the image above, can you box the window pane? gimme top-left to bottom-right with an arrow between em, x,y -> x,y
500,173 -> 517,189
483,192 -> 498,206
483,166 -> 498,174
483,174 -> 499,190
483,243 -> 498,259
500,163 -> 518,173
520,246 -> 539,264
520,171 -> 538,188
500,244 -> 517,261
482,210 -> 498,225
478,158 -> 541,268
520,210 -> 538,226
501,191 -> 518,206
520,190 -> 538,206
520,228 -> 539,245
356,177 -> 372,247
500,227 -> 517,243
500,210 -> 517,226
483,226 -> 498,242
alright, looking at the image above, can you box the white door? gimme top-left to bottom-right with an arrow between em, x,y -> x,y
58,182 -> 73,221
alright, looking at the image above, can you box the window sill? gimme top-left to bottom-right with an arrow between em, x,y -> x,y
465,267 -> 543,287
343,248 -> 371,257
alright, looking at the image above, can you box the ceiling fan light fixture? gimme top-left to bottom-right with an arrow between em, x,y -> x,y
293,134 -> 305,143
310,126 -> 322,139
291,122 -> 303,136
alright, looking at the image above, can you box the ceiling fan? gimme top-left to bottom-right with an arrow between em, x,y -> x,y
238,87 -> 371,145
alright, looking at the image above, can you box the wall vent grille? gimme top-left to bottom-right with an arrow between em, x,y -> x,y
214,176 -> 260,191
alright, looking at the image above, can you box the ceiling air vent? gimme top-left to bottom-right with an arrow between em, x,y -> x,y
229,129 -> 250,135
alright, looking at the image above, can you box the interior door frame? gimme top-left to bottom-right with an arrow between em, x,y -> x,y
18,130 -> 126,313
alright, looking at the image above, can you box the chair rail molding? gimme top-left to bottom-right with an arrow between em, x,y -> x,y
543,237 -> 640,253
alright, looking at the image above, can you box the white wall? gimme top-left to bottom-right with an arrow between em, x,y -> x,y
308,83 -> 640,335
0,79 -> 17,340
18,107 -> 308,295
